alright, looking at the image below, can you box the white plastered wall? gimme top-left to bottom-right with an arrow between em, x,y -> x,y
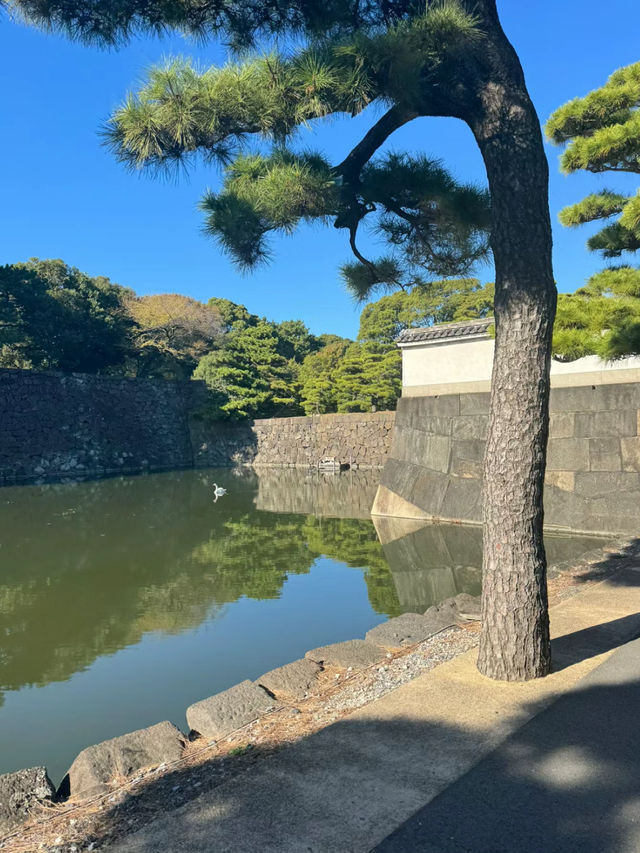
400,335 -> 640,396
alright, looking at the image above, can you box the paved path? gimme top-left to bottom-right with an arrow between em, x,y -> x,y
375,633 -> 640,853
113,566 -> 640,853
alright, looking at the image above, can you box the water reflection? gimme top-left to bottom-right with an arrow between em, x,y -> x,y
0,469 -> 394,706
0,467 -> 613,780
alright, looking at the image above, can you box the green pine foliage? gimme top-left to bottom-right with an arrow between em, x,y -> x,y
334,341 -> 401,413
357,278 -> 494,343
298,340 -> 352,414
93,3 -> 491,297
547,62 -> 640,360
193,320 -> 302,419
546,62 -> 640,259
553,267 -> 640,360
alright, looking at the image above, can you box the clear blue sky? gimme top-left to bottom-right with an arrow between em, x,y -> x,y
1,1 -> 638,339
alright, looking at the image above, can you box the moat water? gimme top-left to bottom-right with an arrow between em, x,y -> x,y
0,467 -> 612,784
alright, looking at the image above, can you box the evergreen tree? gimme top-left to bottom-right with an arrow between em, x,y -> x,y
547,62 -> 640,261
0,258 -> 134,373
547,64 -> 640,361
207,297 -> 258,333
12,0 -> 559,681
358,278 -> 493,343
194,320 -> 302,418
553,267 -> 640,361
298,340 -> 351,414
275,319 -> 322,363
334,342 -> 401,412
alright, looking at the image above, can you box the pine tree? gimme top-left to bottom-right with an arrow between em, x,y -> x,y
298,340 -> 351,414
194,320 -> 302,418
547,63 -> 640,361
547,62 -> 640,260
12,0 -> 559,681
334,342 -> 401,412
358,278 -> 494,344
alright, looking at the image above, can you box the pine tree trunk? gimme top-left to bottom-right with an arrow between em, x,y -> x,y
469,9 -> 557,681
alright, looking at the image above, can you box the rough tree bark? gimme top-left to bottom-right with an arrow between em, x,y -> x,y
467,4 -> 556,680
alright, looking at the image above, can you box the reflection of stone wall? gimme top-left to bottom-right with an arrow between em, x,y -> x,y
376,517 -> 612,612
254,468 -> 381,519
192,411 -> 395,470
373,383 -> 640,535
0,369 -> 199,485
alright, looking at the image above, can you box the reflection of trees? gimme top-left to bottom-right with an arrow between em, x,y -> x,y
190,514 -> 315,601
0,470 -> 401,700
302,517 -> 403,617
0,470 -> 225,699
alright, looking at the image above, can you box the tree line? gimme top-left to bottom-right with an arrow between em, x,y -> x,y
3,260 -> 637,421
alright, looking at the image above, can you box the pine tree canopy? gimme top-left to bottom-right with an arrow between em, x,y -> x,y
546,62 -> 640,259
49,0 -> 494,299
552,266 -> 640,361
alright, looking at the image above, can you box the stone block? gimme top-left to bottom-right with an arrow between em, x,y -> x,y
365,612 -> 453,648
574,410 -> 637,438
439,476 -> 482,523
595,383 -> 640,411
305,639 -> 385,669
0,767 -> 55,834
187,681 -> 274,740
409,468 -> 449,515
544,484 -> 590,531
425,593 -> 481,623
257,658 -> 322,700
60,721 -> 186,799
451,416 -> 489,441
548,412 -> 575,439
549,385 -> 600,413
574,471 -> 640,498
451,439 -> 486,463
380,458 -> 420,499
546,438 -> 589,472
449,457 -> 483,479
394,428 -> 451,473
459,392 -> 491,415
621,436 -> 640,472
545,471 -> 575,492
588,437 -> 622,471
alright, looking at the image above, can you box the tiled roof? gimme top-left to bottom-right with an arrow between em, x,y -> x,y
396,318 -> 493,344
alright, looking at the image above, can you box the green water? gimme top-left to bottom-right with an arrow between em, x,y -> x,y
0,467 -> 610,784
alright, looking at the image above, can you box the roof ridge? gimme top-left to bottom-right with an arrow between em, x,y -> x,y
396,317 -> 493,344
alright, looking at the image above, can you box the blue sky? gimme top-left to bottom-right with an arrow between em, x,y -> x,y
1,0 -> 638,339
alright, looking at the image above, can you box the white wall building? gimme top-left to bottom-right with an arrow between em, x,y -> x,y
397,318 -> 640,397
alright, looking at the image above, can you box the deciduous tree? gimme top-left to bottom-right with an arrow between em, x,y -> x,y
127,293 -> 223,378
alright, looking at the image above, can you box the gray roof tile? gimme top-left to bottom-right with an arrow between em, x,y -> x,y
396,318 -> 493,343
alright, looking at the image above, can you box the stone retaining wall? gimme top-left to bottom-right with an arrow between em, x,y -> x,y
373,383 -> 640,535
0,368 -> 199,485
0,368 -> 395,484
191,411 -> 395,470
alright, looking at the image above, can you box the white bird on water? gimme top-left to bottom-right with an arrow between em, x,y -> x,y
212,482 -> 227,502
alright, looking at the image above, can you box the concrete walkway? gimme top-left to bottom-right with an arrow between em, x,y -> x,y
374,633 -> 640,853
113,565 -> 640,853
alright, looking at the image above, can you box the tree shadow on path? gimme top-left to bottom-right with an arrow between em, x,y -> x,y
91,622 -> 640,853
